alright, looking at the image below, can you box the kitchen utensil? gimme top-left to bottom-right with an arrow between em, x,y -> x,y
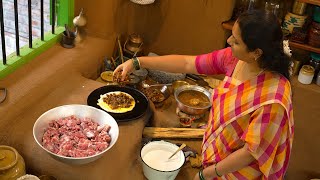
61,31 -> 76,48
147,53 -> 186,83
142,81 -> 172,88
133,68 -> 148,81
87,85 -> 149,122
168,143 -> 186,159
141,141 -> 185,180
73,8 -> 87,27
124,34 -> 144,58
186,74 -> 209,87
117,36 -> 124,63
64,24 -> 70,38
100,71 -> 114,82
0,145 -> 26,179
17,174 -> 40,180
0,87 -> 7,103
174,85 -> 212,115
33,104 -> 119,165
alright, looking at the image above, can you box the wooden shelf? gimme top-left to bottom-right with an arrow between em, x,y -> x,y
299,0 -> 320,6
289,41 -> 320,54
292,75 -> 320,94
221,20 -> 320,54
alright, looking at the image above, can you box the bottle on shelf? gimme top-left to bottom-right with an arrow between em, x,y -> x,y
298,65 -> 315,84
292,0 -> 307,15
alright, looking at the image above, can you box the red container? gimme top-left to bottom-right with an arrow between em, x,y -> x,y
308,22 -> 320,48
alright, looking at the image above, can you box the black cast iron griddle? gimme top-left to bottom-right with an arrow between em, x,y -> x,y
87,85 -> 149,122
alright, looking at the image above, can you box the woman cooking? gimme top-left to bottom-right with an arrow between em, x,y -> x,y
114,10 -> 293,180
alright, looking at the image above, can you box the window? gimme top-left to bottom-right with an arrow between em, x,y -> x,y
0,0 -> 74,79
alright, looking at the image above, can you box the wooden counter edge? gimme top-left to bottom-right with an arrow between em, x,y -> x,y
143,127 -> 205,139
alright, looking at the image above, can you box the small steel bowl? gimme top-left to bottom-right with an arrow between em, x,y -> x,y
174,85 -> 212,115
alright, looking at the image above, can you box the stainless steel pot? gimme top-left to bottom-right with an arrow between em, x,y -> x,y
174,85 -> 212,115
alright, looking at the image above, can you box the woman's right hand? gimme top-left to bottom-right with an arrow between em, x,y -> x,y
113,59 -> 135,81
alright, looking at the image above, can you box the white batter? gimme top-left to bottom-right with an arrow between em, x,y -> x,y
142,149 -> 182,171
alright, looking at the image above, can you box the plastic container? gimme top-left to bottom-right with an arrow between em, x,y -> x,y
0,145 -> 26,180
308,22 -> 320,48
298,65 -> 315,84
313,6 -> 320,23
310,53 -> 320,75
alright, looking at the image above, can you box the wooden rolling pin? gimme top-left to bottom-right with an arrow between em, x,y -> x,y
143,127 -> 205,139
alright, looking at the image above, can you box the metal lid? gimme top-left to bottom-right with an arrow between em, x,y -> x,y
0,145 -> 18,171
129,34 -> 143,44
311,53 -> 320,61
301,65 -> 315,75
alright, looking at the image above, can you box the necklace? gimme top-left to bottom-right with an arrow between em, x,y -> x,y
232,61 -> 264,81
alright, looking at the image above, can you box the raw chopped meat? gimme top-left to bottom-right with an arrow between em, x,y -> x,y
42,115 -> 112,158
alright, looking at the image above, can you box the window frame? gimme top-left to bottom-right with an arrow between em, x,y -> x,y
0,0 -> 74,79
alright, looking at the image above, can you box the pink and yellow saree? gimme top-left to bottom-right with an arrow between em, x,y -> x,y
196,48 -> 294,179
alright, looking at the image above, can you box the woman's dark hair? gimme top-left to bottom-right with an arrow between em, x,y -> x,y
237,10 -> 291,80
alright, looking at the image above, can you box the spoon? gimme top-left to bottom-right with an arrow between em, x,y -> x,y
64,24 -> 71,38
168,143 -> 186,159
142,82 -> 172,88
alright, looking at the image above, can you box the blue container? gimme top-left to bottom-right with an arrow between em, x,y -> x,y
310,52 -> 320,75
314,6 -> 320,23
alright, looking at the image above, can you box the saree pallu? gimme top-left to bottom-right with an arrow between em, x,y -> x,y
202,73 -> 294,180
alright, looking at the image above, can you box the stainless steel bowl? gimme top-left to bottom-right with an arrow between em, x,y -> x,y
33,104 -> 119,165
174,85 -> 212,115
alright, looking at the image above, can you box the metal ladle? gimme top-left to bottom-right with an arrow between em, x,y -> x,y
142,81 -> 172,88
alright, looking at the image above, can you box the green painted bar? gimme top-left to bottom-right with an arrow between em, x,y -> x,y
0,0 -> 74,79
0,27 -> 64,79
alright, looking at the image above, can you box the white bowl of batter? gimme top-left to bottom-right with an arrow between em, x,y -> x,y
140,141 -> 185,180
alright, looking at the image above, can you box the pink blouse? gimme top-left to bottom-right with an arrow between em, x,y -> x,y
195,47 -> 238,76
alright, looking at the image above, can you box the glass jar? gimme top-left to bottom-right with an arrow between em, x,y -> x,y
292,0 -> 307,15
0,145 -> 26,180
265,0 -> 280,17
292,58 -> 302,75
298,65 -> 315,84
309,52 -> 320,75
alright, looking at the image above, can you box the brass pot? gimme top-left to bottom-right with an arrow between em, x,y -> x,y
0,145 -> 26,180
124,34 -> 143,54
